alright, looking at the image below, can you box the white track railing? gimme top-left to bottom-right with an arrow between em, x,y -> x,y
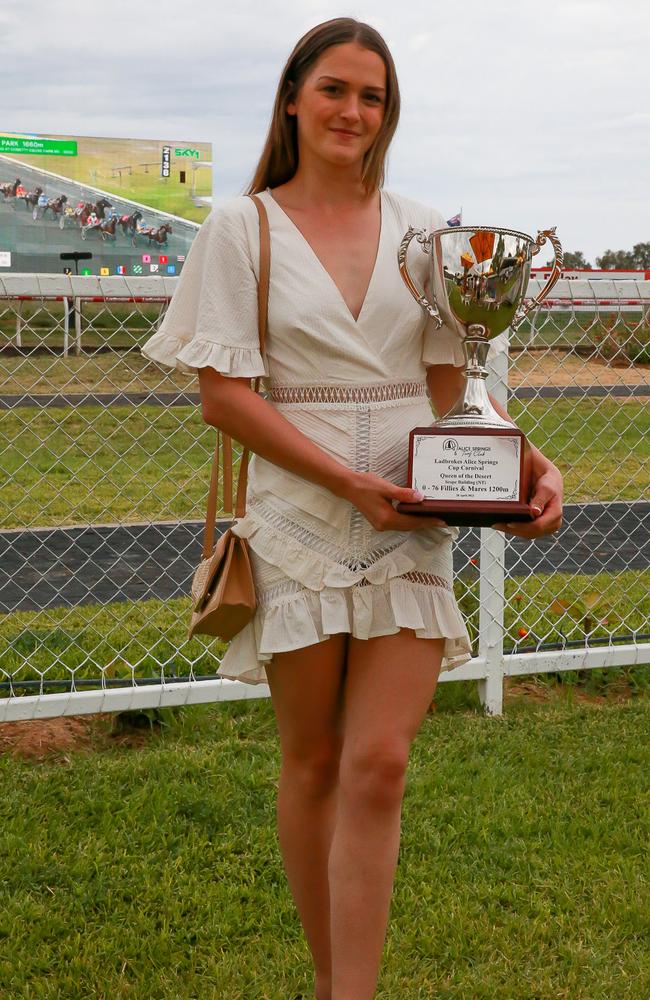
1,277 -> 648,719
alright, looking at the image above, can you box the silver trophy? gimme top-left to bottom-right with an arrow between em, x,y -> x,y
396,224 -> 563,525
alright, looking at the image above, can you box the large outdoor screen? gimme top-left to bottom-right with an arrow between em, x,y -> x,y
0,131 -> 212,276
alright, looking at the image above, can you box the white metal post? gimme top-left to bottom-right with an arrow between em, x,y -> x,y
74,297 -> 82,355
14,300 -> 23,348
63,297 -> 69,357
477,344 -> 509,715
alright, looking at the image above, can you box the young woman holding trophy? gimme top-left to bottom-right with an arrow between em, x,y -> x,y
142,16 -> 562,1000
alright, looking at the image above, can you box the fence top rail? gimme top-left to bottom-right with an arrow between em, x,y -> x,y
0,294 -> 170,303
527,277 -> 650,300
1,274 -> 649,303
0,274 -> 178,299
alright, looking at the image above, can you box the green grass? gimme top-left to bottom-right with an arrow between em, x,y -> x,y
0,405 -> 214,529
509,398 -> 649,504
0,352 -> 194,394
1,399 -> 646,530
1,691 -> 649,998
0,595 -> 227,688
511,310 -> 647,351
1,570 -> 647,690
0,305 -> 165,346
457,570 -> 650,654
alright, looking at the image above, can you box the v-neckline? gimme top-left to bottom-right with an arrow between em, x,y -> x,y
264,187 -> 384,326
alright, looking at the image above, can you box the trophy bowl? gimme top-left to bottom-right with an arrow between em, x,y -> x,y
396,223 -> 563,525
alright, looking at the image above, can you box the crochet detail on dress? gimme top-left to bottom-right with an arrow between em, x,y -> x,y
350,406 -> 371,552
258,568 -> 452,605
232,499 -> 454,592
267,379 -> 427,405
246,497 -> 406,566
357,570 -> 451,591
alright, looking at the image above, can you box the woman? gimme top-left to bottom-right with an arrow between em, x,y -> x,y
142,17 -> 562,999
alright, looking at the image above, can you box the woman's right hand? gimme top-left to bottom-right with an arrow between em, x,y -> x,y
341,471 -> 447,532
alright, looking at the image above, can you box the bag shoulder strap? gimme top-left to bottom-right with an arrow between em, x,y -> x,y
202,193 -> 270,559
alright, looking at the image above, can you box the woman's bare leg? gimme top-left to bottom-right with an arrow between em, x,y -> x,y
329,630 -> 444,1000
265,634 -> 348,1000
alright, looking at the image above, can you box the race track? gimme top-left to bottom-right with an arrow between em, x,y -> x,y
1,502 -> 647,613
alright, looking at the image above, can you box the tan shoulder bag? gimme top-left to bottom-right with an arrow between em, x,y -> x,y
188,193 -> 270,641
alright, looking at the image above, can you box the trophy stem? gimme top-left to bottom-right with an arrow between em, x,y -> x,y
433,324 -> 512,430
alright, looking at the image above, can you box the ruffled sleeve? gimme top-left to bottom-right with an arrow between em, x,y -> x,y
420,207 -> 509,367
140,198 -> 269,378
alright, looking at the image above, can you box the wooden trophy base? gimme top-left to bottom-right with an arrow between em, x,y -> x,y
396,498 -> 533,527
395,424 -> 534,528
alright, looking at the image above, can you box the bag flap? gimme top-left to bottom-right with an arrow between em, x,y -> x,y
190,528 -> 234,611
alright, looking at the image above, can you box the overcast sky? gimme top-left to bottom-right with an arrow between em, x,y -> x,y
2,0 -> 647,263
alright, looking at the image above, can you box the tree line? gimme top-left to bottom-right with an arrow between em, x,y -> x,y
545,242 -> 650,270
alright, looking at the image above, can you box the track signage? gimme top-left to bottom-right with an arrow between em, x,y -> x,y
0,136 -> 77,156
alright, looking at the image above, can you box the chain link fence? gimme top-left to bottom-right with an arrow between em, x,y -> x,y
1,275 -> 648,719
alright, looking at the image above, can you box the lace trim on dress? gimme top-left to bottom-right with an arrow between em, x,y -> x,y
247,496 -> 407,566
257,568 -> 453,605
234,497 -> 455,593
267,379 -> 427,405
357,571 -> 451,591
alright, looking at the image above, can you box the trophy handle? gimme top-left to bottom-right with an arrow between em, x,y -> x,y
512,226 -> 564,329
398,226 -> 442,326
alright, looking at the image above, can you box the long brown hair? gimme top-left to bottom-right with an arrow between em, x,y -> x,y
244,17 -> 400,196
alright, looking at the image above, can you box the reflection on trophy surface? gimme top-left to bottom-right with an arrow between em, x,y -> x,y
396,223 -> 563,525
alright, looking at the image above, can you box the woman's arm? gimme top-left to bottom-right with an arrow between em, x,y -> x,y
426,364 -> 563,537
198,367 -> 444,531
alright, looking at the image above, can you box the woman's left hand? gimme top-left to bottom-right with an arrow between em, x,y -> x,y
492,451 -> 564,538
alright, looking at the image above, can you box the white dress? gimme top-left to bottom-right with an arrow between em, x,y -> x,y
141,187 -> 476,685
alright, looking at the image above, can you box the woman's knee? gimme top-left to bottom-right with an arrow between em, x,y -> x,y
339,741 -> 410,809
281,739 -> 343,799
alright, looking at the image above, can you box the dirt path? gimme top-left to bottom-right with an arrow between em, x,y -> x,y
510,350 -> 649,387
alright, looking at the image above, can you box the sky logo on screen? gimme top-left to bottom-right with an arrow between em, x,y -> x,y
142,254 -> 151,264
132,263 -> 143,275
166,264 -> 176,274
159,254 -> 168,264
116,265 -> 125,275
150,263 -> 159,273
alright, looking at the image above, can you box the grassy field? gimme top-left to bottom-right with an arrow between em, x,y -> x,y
1,398 -> 647,530
511,310 -> 648,355
1,687 -> 649,998
0,304 -> 166,349
1,569 -> 647,687
0,352 -> 195,394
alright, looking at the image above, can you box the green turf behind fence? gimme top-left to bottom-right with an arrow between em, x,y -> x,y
1,400 -> 647,529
